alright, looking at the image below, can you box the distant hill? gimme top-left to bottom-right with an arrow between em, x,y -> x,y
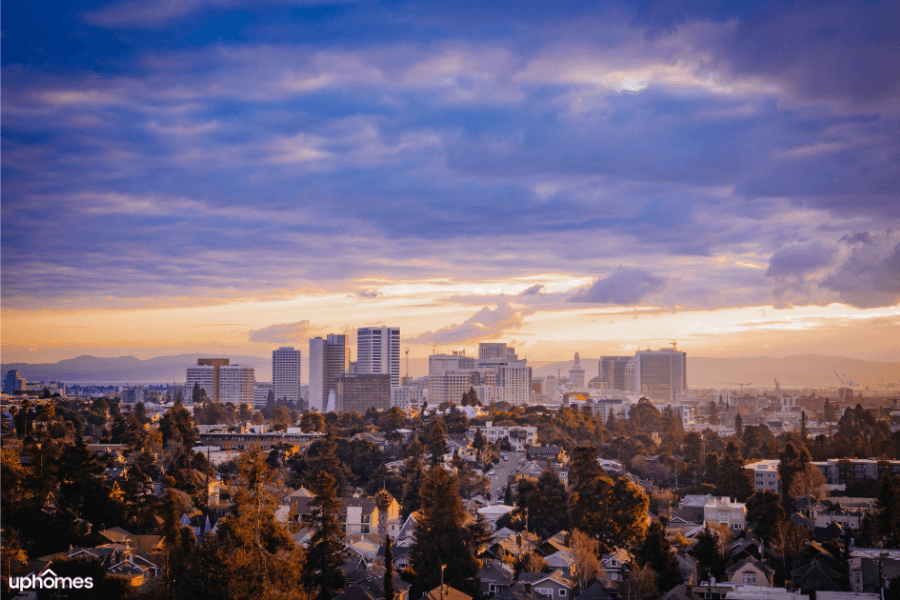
3,353 -> 897,390
533,355 -> 900,390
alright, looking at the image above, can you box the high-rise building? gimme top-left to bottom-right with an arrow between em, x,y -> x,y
599,357 -> 631,391
428,353 -> 476,405
478,343 -> 518,361
309,334 -> 350,412
569,352 -> 585,388
218,365 -> 256,405
272,347 -> 301,405
630,348 -> 687,402
186,358 -> 254,404
356,327 -> 401,388
3,370 -> 26,395
335,373 -> 391,413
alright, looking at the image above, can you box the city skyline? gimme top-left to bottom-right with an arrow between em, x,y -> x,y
2,1 -> 899,365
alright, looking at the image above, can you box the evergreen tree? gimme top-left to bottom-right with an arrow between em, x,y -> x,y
409,465 -> 480,596
305,471 -> 346,600
192,382 -> 203,404
427,419 -> 448,465
734,413 -> 743,439
634,521 -> 683,592
717,440 -> 753,501
708,401 -> 720,426
876,473 -> 900,546
384,536 -> 396,600
515,469 -> 569,539
778,440 -> 811,507
400,456 -> 425,521
823,400 -> 837,422
745,490 -> 787,544
691,527 -> 727,582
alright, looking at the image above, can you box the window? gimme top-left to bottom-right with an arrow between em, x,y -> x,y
742,574 -> 757,584
560,591 -> 567,596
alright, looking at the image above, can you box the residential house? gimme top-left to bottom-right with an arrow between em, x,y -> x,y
703,497 -> 746,532
791,559 -> 841,591
477,559 -> 516,598
527,446 -> 568,464
422,585 -> 473,600
600,549 -> 633,582
291,494 -> 400,536
725,558 -> 774,587
516,571 -> 576,599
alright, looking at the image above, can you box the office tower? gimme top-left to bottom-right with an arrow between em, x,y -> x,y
335,373 -> 391,413
631,348 -> 687,402
218,365 -> 256,405
3,370 -> 26,394
186,358 -> 229,402
599,357 -> 631,391
309,334 -> 350,412
356,327 -> 401,388
569,352 -> 585,388
272,346 -> 301,405
476,343 -> 531,405
478,343 -> 518,360
428,353 -> 476,405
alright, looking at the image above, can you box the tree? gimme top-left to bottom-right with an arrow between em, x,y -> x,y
375,490 -> 394,543
745,490 -> 787,544
273,405 -> 292,431
770,521 -> 810,585
304,471 -> 346,600
691,527 -> 727,582
708,401 -> 720,426
876,473 -> 900,546
823,400 -> 838,422
634,521 -> 683,592
618,564 -> 657,600
427,419 -> 448,464
192,382 -> 203,404
384,536 -> 396,600
302,411 -> 326,432
515,469 -> 569,539
400,456 -> 425,521
735,413 -> 743,439
717,440 -> 753,501
571,529 -> 601,592
409,465 -> 480,596
191,447 -> 305,600
788,463 -> 827,500
778,440 -> 811,507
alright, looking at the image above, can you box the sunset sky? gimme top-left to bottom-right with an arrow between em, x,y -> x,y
2,0 -> 899,365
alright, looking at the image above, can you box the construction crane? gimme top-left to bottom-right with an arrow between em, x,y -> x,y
834,371 -> 844,385
737,383 -> 751,394
670,340 -> 678,350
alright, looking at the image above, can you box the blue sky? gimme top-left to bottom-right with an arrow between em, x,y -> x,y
2,0 -> 899,363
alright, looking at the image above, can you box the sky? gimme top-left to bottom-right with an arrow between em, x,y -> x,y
2,0 -> 899,365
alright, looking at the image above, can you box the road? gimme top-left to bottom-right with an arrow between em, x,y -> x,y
482,450 -> 526,503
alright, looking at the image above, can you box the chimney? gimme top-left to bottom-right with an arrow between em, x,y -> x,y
564,533 -> 571,547
524,583 -> 532,595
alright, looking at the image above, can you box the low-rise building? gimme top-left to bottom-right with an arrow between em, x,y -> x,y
468,422 -> 538,452
703,497 -> 746,532
744,460 -> 780,494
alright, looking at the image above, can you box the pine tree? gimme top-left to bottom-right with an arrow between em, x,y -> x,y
717,440 -> 753,501
400,456 -> 425,521
778,440 -> 811,507
634,521 -> 682,592
745,490 -> 787,544
427,419 -> 448,465
384,536 -> 396,600
305,471 -> 346,600
409,465 -> 480,596
734,413 -> 743,439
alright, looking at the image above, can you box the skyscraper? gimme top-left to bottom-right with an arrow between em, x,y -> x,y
568,352 -> 585,388
308,334 -> 350,412
356,327 -> 401,388
629,348 -> 687,402
186,358 -> 254,404
272,346 -> 301,405
599,356 -> 631,391
186,357 -> 229,402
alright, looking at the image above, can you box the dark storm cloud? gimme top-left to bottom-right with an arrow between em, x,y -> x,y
766,242 -> 838,279
569,268 -> 668,305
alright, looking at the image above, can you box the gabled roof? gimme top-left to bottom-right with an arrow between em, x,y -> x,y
422,584 -> 473,600
574,582 -> 611,600
725,557 -> 775,576
516,570 -> 575,588
477,559 -> 515,585
791,559 -> 840,585
601,548 -> 633,566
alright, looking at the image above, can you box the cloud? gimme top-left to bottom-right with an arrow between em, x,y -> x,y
248,320 -> 319,343
357,289 -> 379,298
519,284 -> 544,296
406,303 -> 526,345
766,241 -> 837,279
568,268 -> 667,305
821,236 -> 900,308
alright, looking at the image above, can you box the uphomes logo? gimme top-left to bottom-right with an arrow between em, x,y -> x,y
9,568 -> 94,591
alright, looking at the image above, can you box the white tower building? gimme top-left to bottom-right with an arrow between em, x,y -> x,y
356,327 -> 401,388
272,346 -> 301,405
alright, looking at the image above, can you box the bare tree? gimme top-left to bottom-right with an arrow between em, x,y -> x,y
617,564 -> 658,600
770,521 -> 810,579
571,529 -> 601,592
520,552 -> 548,573
710,523 -> 733,558
788,463 -> 828,500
